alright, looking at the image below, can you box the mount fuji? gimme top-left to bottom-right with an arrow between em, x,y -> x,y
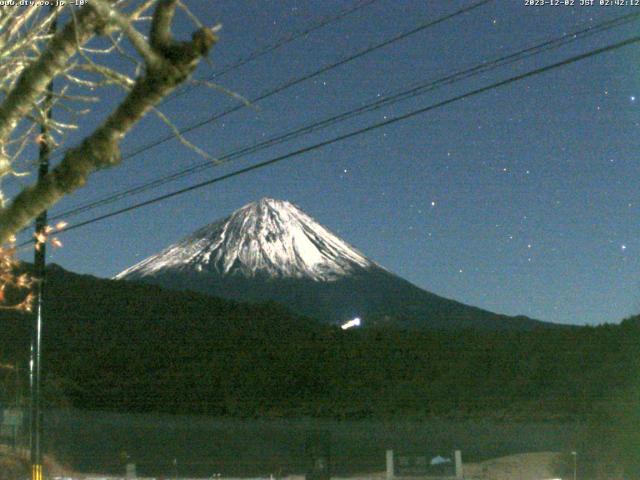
115,198 -> 549,330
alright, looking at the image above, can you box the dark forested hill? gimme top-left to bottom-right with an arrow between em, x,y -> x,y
0,264 -> 638,421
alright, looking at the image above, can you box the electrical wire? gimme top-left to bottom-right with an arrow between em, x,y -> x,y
34,33 -> 640,242
49,10 -> 640,222
181,0 -> 382,82
45,0 -> 494,167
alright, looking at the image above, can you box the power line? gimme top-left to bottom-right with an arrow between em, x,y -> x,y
179,0 -> 381,83
46,0 -> 493,167
219,0 -> 379,76
49,10 -> 640,221
126,0 -> 494,154
40,33 -> 640,240
40,1 -> 381,166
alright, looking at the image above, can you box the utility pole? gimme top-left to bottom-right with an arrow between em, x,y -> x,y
30,8 -> 56,480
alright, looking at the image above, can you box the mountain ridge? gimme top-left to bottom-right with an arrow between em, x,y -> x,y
116,198 -> 375,282
2,262 -> 627,423
116,198 -> 553,330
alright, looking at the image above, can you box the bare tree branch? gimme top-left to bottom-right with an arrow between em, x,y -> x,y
0,4 -> 217,243
91,0 -> 162,68
0,6 -> 103,153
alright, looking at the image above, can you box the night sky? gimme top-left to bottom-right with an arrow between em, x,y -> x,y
13,0 -> 640,326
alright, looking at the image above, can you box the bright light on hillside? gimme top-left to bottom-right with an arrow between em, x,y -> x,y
341,317 -> 361,330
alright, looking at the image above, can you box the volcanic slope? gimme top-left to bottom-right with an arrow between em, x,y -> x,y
116,198 -> 548,330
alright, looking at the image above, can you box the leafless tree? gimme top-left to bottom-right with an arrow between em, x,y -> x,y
0,0 -> 218,243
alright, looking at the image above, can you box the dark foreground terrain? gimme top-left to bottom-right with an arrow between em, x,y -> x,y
0,265 -> 638,477
41,410 -> 583,477
0,265 -> 637,418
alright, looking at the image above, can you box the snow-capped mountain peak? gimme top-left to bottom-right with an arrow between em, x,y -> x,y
116,198 -> 375,282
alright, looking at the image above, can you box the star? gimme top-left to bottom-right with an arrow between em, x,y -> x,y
631,96 -> 636,102
621,244 -> 627,251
